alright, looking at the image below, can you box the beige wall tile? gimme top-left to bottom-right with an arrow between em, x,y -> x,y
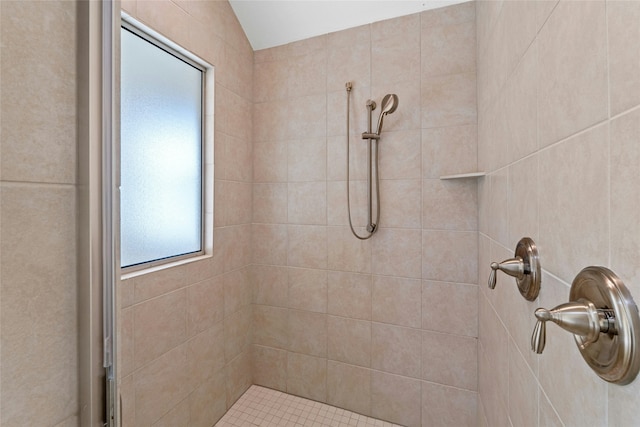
371,14 -> 421,86
327,316 -> 371,367
422,124 -> 477,179
327,271 -> 372,320
372,275 -> 421,328
327,180 -> 368,227
188,370 -> 227,427
507,155 -> 538,247
225,181 -> 252,225
488,169 -> 509,247
223,268 -> 252,317
422,331 -> 477,391
422,179 -> 478,231
0,184 -> 78,426
371,371 -> 421,427
503,42 -> 537,164
288,310 -> 327,357
252,183 -> 287,224
611,109 -> 640,294
253,58 -> 288,103
288,182 -> 327,225
218,40 -> 254,102
421,381 -> 477,427
423,281 -> 477,337
422,230 -> 478,284
215,86 -> 252,142
225,135 -> 253,182
121,308 -> 135,378
187,322 -> 225,390
286,352 -> 327,402
475,0 -> 503,58
223,306 -> 252,362
422,124 -> 478,179
252,223 -> 288,265
120,374 -> 136,426
539,125 -> 609,283
377,130 -> 422,180
288,225 -> 327,269
288,267 -> 327,313
289,50 -> 327,98
288,138 -> 327,182
372,228 -> 422,278
326,24 -> 371,93
608,0 -> 640,115
227,224 -> 252,272
253,141 -> 287,181
379,180 -> 422,229
478,343 -> 509,427
478,294 -> 508,413
133,265 -> 189,304
134,290 -> 187,369
421,8 -> 476,77
536,1 -> 558,32
371,323 -> 421,378
225,350 -> 252,407
539,391 -> 563,427
326,361 -> 371,416
421,71 -> 477,129
287,95 -> 327,139
538,273 -> 607,426
0,1 -> 77,184
134,346 -> 190,426
253,305 -> 289,349
152,398 -> 190,427
187,276 -> 224,337
508,339 -> 537,427
537,0 -> 607,146
252,345 -> 287,391
327,226 -> 372,274
252,265 -> 289,307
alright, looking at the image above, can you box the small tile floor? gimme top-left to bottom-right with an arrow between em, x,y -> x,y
215,385 -> 403,427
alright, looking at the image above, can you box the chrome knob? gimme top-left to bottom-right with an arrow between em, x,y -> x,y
487,237 -> 540,301
530,302 -> 612,354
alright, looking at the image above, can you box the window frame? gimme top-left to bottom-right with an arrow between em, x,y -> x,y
120,15 -> 214,276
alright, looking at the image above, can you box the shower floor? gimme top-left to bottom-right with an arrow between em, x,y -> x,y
215,385 -> 403,427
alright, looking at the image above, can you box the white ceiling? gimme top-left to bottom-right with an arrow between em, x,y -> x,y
229,0 -> 469,51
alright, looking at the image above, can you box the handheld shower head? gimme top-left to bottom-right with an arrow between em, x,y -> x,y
375,94 -> 399,135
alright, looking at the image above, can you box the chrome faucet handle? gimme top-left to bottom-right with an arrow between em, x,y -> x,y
487,237 -> 541,301
530,302 -> 611,354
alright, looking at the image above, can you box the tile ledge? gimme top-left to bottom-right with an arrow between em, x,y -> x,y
439,172 -> 486,180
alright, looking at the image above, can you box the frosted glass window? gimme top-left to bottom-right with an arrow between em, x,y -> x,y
121,26 -> 204,269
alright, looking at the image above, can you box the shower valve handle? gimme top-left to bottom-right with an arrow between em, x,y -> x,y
488,257 -> 525,289
531,302 -> 615,354
487,238 -> 541,301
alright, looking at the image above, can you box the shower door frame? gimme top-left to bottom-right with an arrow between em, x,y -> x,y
77,0 -> 119,425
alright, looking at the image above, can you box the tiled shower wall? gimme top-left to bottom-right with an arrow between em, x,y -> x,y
118,1 -> 254,425
251,3 -> 479,426
0,2 -> 79,425
476,1 -> 640,426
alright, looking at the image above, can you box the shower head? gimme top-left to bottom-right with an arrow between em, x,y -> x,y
375,94 -> 399,135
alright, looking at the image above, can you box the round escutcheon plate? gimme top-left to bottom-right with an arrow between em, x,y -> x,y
569,266 -> 640,384
514,237 -> 540,301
